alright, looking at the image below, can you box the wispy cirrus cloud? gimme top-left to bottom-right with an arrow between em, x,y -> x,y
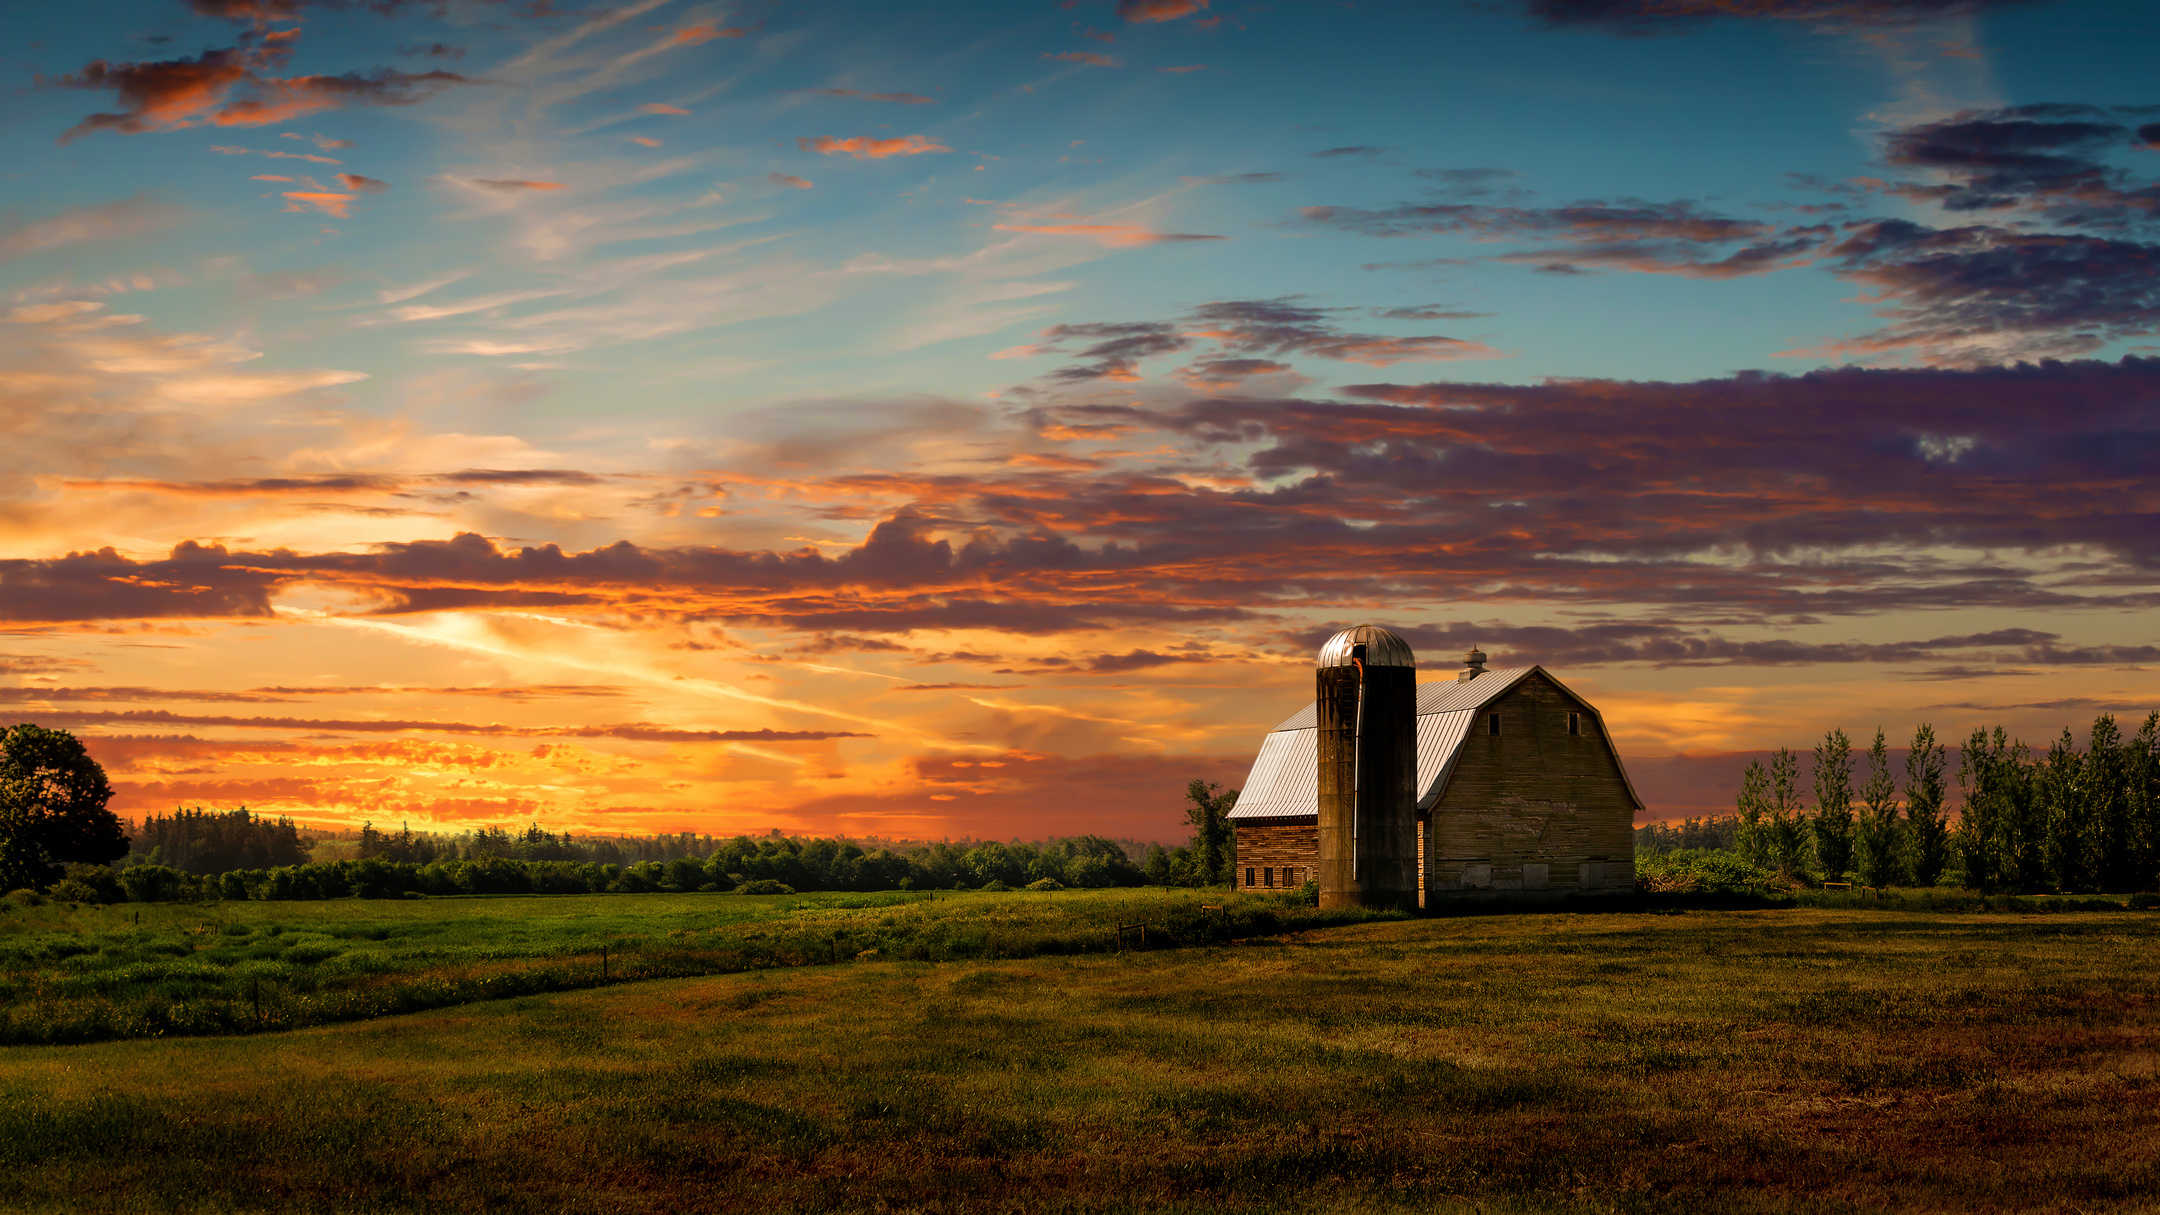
797,134 -> 952,159
1514,0 -> 2043,34
992,221 -> 1223,247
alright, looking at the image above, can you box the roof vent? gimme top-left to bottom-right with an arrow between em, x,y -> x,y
1458,645 -> 1488,682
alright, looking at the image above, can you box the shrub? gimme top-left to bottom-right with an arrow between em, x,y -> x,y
2130,892 -> 2160,910
980,879 -> 1011,892
1635,850 -> 1776,896
1024,878 -> 1064,891
735,879 -> 796,895
1293,879 -> 1319,907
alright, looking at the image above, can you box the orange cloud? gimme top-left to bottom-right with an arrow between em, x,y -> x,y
334,172 -> 387,192
993,222 -> 1226,247
797,134 -> 952,159
809,89 -> 935,105
211,143 -> 340,164
54,40 -> 471,141
473,179 -> 566,191
1118,0 -> 1209,21
1043,52 -> 1118,67
282,191 -> 355,217
768,173 -> 814,189
1159,64 -> 1210,73
641,103 -> 692,115
629,136 -> 661,147
671,24 -> 748,44
251,173 -> 294,181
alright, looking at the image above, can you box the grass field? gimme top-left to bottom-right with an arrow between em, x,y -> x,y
0,888 -> 1391,1045
2,898 -> 2156,1213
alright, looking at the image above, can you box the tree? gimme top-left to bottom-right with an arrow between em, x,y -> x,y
1855,728 -> 1903,887
1957,726 -> 2034,893
1183,779 -> 1237,887
1811,728 -> 1855,882
1767,748 -> 1808,877
1904,723 -> 1950,888
2086,715 -> 2138,893
2131,712 -> 2160,892
1735,760 -> 1770,869
0,724 -> 128,890
2039,728 -> 2090,893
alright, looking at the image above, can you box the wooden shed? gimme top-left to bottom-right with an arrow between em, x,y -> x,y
1229,652 -> 1643,903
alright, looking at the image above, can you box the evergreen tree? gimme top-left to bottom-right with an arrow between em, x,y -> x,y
1734,760 -> 1770,869
2086,715 -> 2138,893
1768,747 -> 1808,877
1903,723 -> 1951,888
2039,728 -> 2089,893
1855,727 -> 1902,887
1811,728 -> 1855,882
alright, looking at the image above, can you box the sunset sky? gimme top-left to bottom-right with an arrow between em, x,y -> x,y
3,0 -> 2157,843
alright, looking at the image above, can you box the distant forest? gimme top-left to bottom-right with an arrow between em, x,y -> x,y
1638,712 -> 2160,895
95,782 -> 1243,903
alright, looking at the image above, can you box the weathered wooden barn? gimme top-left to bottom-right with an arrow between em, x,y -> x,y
1230,633 -> 1642,904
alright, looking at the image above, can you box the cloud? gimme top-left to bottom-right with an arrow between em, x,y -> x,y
1183,172 -> 1286,184
670,24 -> 749,45
1043,52 -> 1119,67
1158,65 -> 1210,74
797,135 -> 952,159
28,707 -> 869,743
1300,197 -> 1826,279
334,172 -> 387,192
471,179 -> 566,191
1877,104 -> 2160,229
993,222 -> 1224,247
282,191 -> 356,217
0,196 -> 184,260
640,103 -> 691,114
768,173 -> 814,189
806,89 -> 934,105
398,43 -> 467,60
1118,0 -> 1210,22
50,39 -> 472,141
1311,145 -> 1392,160
1515,0 -> 2043,34
1808,219 -> 2160,361
1030,296 -> 1501,381
212,142 -> 341,163
628,136 -> 661,147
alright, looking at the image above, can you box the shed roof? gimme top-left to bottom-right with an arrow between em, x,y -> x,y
1226,665 -> 1644,820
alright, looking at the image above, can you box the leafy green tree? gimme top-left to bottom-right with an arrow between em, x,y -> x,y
1183,779 -> 1237,887
1958,727 -> 2036,892
1811,728 -> 1855,882
1734,760 -> 1770,869
0,724 -> 128,890
1904,724 -> 1950,887
1767,748 -> 1808,877
1855,728 -> 1903,887
2039,728 -> 2090,893
2131,712 -> 2160,891
2086,715 -> 2139,893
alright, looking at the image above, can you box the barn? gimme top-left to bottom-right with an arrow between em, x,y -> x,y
1230,627 -> 1643,906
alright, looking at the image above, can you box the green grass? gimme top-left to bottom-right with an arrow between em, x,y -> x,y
0,903 -> 2154,1212
0,888 -> 1391,1044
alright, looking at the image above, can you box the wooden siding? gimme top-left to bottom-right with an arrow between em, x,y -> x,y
1424,670 -> 1637,895
1233,818 -> 1317,891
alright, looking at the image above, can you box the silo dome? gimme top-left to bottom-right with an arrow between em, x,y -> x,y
1315,624 -> 1416,669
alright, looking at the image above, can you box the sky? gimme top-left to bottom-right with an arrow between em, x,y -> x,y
2,0 -> 2157,843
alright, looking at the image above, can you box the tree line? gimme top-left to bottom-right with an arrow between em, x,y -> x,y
1730,713 -> 2160,893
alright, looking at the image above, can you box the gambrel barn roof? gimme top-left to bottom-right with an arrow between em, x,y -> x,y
1227,665 -> 1645,821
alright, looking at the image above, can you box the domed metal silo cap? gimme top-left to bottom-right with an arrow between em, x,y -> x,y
1316,625 -> 1416,669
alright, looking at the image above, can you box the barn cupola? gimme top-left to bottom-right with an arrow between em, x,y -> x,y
1458,646 -> 1488,683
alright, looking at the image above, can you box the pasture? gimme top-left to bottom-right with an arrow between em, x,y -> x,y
1,896 -> 2156,1212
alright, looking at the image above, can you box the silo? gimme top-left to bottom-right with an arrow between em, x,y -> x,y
1314,625 -> 1419,910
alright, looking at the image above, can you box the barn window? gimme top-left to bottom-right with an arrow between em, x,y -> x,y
1488,712 -> 1501,736
1264,867 -> 1275,888
1245,867 -> 1255,887
1568,711 -> 1581,736
1285,866 -> 1299,886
